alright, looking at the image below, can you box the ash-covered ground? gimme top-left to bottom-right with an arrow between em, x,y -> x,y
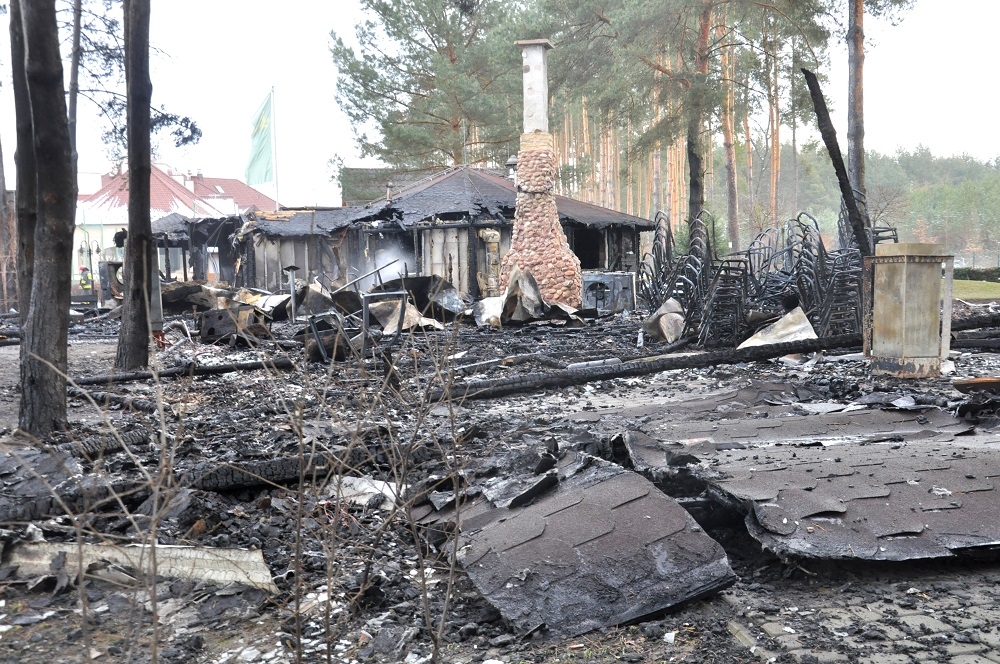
1,308 -> 1000,664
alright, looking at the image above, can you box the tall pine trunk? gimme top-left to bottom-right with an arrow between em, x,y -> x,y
718,20 -> 739,251
0,135 -> 10,310
10,0 -> 34,329
767,35 -> 781,226
790,45 -> 799,213
847,0 -> 865,196
685,2 -> 712,223
68,0 -> 83,179
115,0 -> 154,370
16,0 -> 77,436
742,71 -> 754,214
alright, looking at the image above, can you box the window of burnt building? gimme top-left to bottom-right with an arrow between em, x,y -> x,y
570,227 -> 604,270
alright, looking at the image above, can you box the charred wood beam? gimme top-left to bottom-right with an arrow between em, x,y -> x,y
951,339 -> 1000,351
0,477 -> 149,525
953,328 -> 1000,339
433,333 -> 862,401
181,455 -> 339,493
57,428 -> 151,458
4,453 -> 341,524
801,68 -> 872,256
67,387 -> 161,414
951,312 -> 1000,333
71,357 -> 295,386
439,353 -> 569,378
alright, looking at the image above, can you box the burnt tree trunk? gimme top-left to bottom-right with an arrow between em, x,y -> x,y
0,134 -> 12,312
9,0 -> 35,328
115,0 -> 154,370
847,0 -> 865,197
801,68 -> 872,257
16,0 -> 77,436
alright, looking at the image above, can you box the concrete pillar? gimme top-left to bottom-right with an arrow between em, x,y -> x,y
868,243 -> 954,377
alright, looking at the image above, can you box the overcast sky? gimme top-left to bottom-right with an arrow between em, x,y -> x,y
0,0 -> 994,207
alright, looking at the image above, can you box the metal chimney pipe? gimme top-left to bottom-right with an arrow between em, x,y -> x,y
515,39 -> 553,134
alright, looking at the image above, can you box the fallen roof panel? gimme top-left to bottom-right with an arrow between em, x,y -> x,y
718,442 -> 1000,560
454,455 -> 735,638
616,383 -> 1000,561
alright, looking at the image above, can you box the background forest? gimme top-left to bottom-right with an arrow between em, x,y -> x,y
331,0 -> 998,267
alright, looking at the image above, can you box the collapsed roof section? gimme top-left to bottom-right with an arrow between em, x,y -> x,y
606,381 -> 1000,562
253,167 -> 654,237
237,208 -> 363,239
152,213 -> 241,247
415,451 -> 736,638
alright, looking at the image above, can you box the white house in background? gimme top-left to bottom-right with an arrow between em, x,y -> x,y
74,163 -> 277,280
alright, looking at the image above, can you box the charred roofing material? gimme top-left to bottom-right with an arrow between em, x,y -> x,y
151,213 -> 244,247
618,382 -> 1000,562
452,454 -> 735,638
151,212 -> 193,243
240,208 -> 367,239
343,166 -> 655,230
235,167 -> 652,241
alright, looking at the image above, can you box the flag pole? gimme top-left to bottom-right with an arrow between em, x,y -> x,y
271,86 -> 279,211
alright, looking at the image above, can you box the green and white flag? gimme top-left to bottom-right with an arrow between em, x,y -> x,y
245,93 -> 273,185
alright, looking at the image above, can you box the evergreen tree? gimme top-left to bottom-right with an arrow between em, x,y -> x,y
330,0 -> 526,170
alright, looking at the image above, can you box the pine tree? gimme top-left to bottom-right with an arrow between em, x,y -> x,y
330,0 -> 525,170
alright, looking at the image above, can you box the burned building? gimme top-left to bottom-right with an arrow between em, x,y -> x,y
233,166 -> 654,307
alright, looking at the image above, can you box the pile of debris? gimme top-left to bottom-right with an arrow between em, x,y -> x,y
4,253 -> 1000,662
640,208 -> 876,347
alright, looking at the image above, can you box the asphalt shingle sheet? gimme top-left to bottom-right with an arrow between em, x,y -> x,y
456,457 -> 735,637
617,382 -> 1000,561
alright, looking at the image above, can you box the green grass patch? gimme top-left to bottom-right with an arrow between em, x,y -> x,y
953,279 -> 1000,301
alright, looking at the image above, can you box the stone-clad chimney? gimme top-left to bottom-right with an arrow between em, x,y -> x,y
519,39 -> 551,133
500,40 -> 582,308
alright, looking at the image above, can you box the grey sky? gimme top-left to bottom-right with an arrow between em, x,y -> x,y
0,0 -> 994,208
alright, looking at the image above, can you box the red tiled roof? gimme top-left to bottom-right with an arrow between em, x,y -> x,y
79,164 -> 277,218
188,176 -> 278,212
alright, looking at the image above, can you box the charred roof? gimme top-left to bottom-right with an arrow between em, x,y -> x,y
238,208 -> 365,239
151,213 -> 243,246
237,167 -> 654,239
367,166 -> 655,230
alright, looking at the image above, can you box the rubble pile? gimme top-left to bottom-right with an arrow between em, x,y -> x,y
500,133 -> 582,308
2,298 -> 1000,662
